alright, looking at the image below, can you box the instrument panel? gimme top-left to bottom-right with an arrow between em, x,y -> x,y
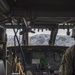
25,51 -> 62,70
7,45 -> 68,75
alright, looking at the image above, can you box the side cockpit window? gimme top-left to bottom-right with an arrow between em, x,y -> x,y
6,29 -> 22,47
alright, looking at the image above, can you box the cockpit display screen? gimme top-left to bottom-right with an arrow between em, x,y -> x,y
32,52 -> 45,59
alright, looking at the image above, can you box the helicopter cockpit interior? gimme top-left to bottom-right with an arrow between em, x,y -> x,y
0,0 -> 75,75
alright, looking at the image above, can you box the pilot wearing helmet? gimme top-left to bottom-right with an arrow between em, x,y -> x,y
59,27 -> 75,75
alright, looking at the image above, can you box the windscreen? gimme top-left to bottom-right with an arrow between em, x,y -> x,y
6,29 -> 75,47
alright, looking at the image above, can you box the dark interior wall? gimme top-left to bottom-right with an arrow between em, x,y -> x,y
6,0 -> 75,10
